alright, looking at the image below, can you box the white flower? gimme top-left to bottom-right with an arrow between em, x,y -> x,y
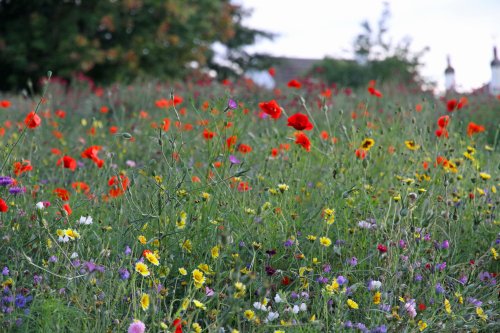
292,305 -> 300,314
78,216 -> 93,225
253,302 -> 267,311
267,311 -> 279,321
299,303 -> 307,311
368,280 -> 382,290
58,235 -> 69,243
70,252 -> 79,259
36,202 -> 45,210
274,294 -> 283,303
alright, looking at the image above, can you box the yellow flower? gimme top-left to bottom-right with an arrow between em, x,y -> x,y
373,291 -> 381,305
277,183 -> 289,192
347,299 -> 359,309
323,208 -> 335,224
135,262 -> 150,277
418,320 -> 428,331
325,278 -> 339,293
145,252 -> 159,266
192,323 -> 202,333
64,229 -> 80,240
476,307 -> 488,321
274,331 -> 285,333
192,269 -> 206,288
181,298 -> 190,310
319,237 -> 332,247
479,172 -> 491,180
201,192 -> 211,201
405,140 -> 420,151
491,247 -> 498,260
244,309 -> 255,320
193,299 -> 206,310
140,293 -> 150,311
307,235 -> 317,241
138,235 -> 147,244
176,211 -> 187,229
178,267 -> 187,275
211,245 -> 220,259
181,239 -> 192,253
444,298 -> 452,314
360,138 -> 375,151
198,263 -> 214,275
234,282 -> 246,298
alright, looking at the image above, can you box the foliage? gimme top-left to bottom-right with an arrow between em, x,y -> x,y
0,0 -> 273,91
0,77 -> 498,332
312,4 -> 430,89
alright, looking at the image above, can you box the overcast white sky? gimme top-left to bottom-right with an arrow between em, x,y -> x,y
233,0 -> 500,92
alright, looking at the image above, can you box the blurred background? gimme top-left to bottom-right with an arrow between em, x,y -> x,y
0,0 -> 499,94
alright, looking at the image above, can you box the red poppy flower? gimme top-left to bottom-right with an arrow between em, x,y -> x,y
287,113 -> 313,131
435,127 -> 449,138
226,135 -> 237,149
100,106 -> 109,114
281,276 -> 291,285
321,89 -> 332,98
0,198 -> 8,212
457,97 -> 468,109
172,318 -> 183,333
237,181 -> 251,192
109,126 -> 118,134
162,118 -> 171,131
238,144 -> 252,154
13,160 -> 33,176
63,203 -> 72,216
355,148 -> 366,159
258,100 -> 282,119
72,181 -> 90,194
287,79 -> 302,89
446,99 -> 457,112
57,155 -> 77,171
24,111 -> 41,129
0,100 -> 11,108
294,132 -> 311,152
467,122 -> 485,137
377,244 -> 387,253
268,67 -> 275,77
415,104 -> 422,112
368,87 -> 383,98
271,148 -> 279,157
55,109 -> 66,118
108,174 -> 130,197
418,303 -> 426,311
203,128 -> 215,140
53,188 -> 70,201
437,115 -> 450,128
81,146 -> 104,168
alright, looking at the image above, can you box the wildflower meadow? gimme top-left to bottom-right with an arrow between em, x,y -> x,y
0,74 -> 498,332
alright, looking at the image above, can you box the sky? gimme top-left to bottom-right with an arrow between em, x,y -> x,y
233,0 -> 500,93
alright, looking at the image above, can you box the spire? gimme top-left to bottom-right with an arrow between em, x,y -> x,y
491,46 -> 500,67
445,55 -> 455,74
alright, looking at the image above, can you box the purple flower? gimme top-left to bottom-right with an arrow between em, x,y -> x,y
344,321 -> 353,329
348,257 -> 358,266
479,271 -> 491,282
2,267 -> 8,276
337,275 -> 347,285
228,99 -> 238,110
379,304 -> 391,312
290,292 -> 299,299
323,264 -> 331,273
399,239 -> 406,248
316,276 -> 328,284
265,265 -> 276,276
414,274 -> 423,282
284,239 -> 294,247
33,275 -> 42,285
124,245 -> 132,255
435,283 -> 444,294
8,186 -> 26,195
48,256 -> 58,263
467,297 -> 482,307
229,155 -> 240,164
458,275 -> 467,285
0,176 -> 13,186
441,240 -> 449,249
119,268 -> 130,280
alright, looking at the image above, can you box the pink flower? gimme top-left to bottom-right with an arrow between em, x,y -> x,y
128,320 -> 146,333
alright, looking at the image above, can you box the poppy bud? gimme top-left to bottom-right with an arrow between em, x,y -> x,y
122,132 -> 132,139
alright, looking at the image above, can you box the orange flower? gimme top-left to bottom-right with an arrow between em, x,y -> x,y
13,160 -> 33,176
108,174 -> 130,197
24,111 -> 41,129
226,135 -> 237,149
238,144 -> 252,154
53,188 -> 70,201
63,203 -> 72,216
467,122 -> 485,137
72,181 -> 90,194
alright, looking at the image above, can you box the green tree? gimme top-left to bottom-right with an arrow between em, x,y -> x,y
0,0 -> 273,91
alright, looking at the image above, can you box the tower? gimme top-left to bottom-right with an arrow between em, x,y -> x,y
490,46 -> 500,95
444,55 -> 455,92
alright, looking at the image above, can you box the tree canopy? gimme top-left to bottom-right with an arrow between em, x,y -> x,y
0,0 -> 273,91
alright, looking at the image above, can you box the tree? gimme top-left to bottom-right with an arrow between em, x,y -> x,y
0,0 -> 273,91
312,3 -> 430,90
